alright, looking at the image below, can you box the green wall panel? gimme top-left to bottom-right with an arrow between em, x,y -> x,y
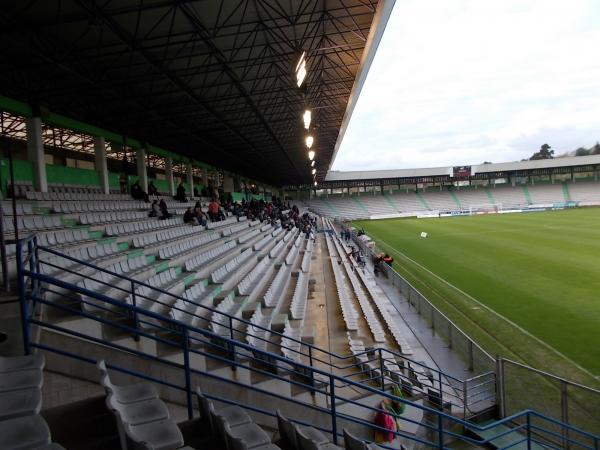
46,165 -> 101,186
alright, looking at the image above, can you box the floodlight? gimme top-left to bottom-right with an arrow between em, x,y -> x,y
303,110 -> 311,130
311,160 -> 315,167
312,168 -> 316,175
314,181 -> 318,186
308,150 -> 315,160
295,52 -> 307,88
305,135 -> 313,148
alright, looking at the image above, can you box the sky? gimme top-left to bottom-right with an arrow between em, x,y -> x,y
330,0 -> 600,172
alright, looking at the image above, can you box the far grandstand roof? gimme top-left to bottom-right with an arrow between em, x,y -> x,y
0,1 -> 394,186
325,154 -> 600,182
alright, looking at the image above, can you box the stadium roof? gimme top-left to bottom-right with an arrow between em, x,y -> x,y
0,0 -> 394,186
325,154 -> 600,182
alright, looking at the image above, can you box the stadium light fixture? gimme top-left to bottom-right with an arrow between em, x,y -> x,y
311,160 -> 315,167
303,109 -> 311,130
312,168 -> 316,175
305,135 -> 313,148
295,52 -> 307,88
314,181 -> 318,186
308,150 -> 315,160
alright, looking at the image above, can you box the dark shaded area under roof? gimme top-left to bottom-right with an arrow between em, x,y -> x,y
0,0 -> 379,186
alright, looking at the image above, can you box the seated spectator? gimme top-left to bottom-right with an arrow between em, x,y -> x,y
183,207 -> 198,225
383,254 -> 394,266
131,180 -> 149,202
159,199 -> 172,220
149,200 -> 160,217
194,206 -> 207,226
175,182 -> 187,202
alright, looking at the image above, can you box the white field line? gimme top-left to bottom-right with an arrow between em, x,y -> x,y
375,237 -> 598,379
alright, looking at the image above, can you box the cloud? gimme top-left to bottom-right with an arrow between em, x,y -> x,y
331,0 -> 600,171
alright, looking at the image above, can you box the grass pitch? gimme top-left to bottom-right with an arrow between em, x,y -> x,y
354,208 -> 600,380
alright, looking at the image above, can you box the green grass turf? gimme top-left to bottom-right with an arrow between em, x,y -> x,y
353,208 -> 600,378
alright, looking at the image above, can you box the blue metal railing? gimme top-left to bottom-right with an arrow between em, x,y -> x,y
15,236 -> 600,449
30,235 -> 492,415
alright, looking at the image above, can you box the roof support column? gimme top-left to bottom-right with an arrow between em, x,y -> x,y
93,136 -> 109,194
26,117 -> 47,192
223,176 -> 234,194
136,148 -> 148,192
186,163 -> 194,199
202,168 -> 208,187
165,157 -> 175,196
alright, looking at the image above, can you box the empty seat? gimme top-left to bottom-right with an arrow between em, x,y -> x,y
196,387 -> 251,435
277,410 -> 329,450
97,360 -> 159,404
0,388 -> 42,420
0,414 -> 51,450
0,354 -> 45,372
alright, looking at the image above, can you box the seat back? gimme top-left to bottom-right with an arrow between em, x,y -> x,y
343,428 -> 367,450
276,409 -> 296,448
295,425 -> 321,450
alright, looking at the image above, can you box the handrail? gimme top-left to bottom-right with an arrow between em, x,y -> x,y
35,241 -> 477,387
17,239 -> 600,449
503,358 -> 600,395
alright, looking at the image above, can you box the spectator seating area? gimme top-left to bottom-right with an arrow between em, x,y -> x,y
305,180 -> 600,219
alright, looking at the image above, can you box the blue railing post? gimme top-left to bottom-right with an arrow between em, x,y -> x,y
27,239 -> 35,292
16,240 -> 30,355
329,376 -> 338,445
183,328 -> 193,420
130,280 -> 140,341
229,316 -> 236,371
437,412 -> 444,449
438,371 -> 444,410
526,412 -> 532,450
379,348 -> 385,391
308,346 -> 315,394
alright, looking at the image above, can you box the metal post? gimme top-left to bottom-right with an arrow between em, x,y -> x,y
468,341 -> 474,371
438,371 -> 443,410
16,241 -> 30,355
462,380 -> 468,421
448,323 -> 453,349
437,412 -> 444,449
496,356 -> 505,418
379,348 -> 385,391
329,376 -> 338,444
183,328 -> 193,420
0,203 -> 8,291
308,346 -> 315,394
130,281 -> 140,341
8,140 -> 19,243
561,381 -> 569,449
229,316 -> 236,370
526,412 -> 532,450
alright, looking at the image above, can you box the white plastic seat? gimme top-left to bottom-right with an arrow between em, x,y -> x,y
106,392 -> 170,426
97,360 -> 159,404
0,414 -> 51,450
0,354 -> 45,373
0,388 -> 42,420
125,418 -> 184,450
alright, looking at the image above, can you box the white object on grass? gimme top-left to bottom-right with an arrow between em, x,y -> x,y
420,232 -> 428,238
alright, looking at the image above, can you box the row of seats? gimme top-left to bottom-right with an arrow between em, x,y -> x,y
0,354 -> 65,450
108,217 -> 181,237
51,200 -> 145,214
25,191 -> 126,201
132,225 -> 202,249
3,214 -> 63,234
0,201 -> 34,215
79,210 -> 147,225
327,236 -> 359,331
